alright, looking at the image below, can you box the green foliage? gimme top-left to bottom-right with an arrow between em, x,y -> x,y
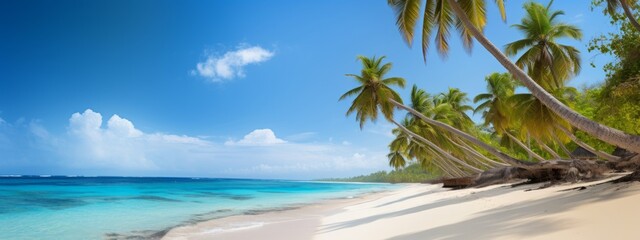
387,0 -> 506,60
340,56 -> 406,129
587,2 -> 640,136
321,163 -> 441,183
504,1 -> 582,88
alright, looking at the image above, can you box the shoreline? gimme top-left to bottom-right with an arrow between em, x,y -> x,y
161,184 -> 419,240
163,175 -> 640,240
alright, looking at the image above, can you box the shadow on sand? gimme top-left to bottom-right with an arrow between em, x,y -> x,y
319,182 -> 636,239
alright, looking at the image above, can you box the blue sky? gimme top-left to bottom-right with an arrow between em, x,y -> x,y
0,1 -> 615,179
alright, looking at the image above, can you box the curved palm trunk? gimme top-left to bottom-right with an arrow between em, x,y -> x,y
505,132 -> 547,162
418,142 -> 465,177
527,134 -> 532,161
430,158 -> 457,178
620,0 -> 640,32
457,144 -> 493,169
442,135 -> 492,169
419,148 -> 461,177
433,151 -> 468,177
556,125 -> 621,161
536,138 -> 562,159
390,119 -> 483,173
448,0 -> 640,154
552,131 -> 574,158
389,98 -> 534,168
452,137 -> 510,167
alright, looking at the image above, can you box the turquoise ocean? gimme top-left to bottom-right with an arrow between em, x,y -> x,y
0,176 -> 396,239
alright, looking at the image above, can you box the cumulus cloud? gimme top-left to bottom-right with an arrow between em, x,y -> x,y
194,45 -> 274,81
225,129 -> 286,146
1,109 -> 390,178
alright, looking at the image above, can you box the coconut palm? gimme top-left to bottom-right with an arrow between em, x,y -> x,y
605,0 -> 640,32
473,73 -> 515,135
405,86 -> 488,173
389,118 -> 473,176
339,56 -> 405,129
341,56 -> 483,174
504,1 -> 582,89
438,88 -> 474,130
387,0 -> 640,153
472,73 -> 544,161
387,96 -> 532,168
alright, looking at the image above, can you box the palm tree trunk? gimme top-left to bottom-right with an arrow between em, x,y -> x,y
458,145 -> 493,169
441,135 -> 492,168
505,132 -> 546,162
430,157 -> 457,178
389,98 -> 533,168
527,133 -> 532,161
453,137 -> 510,167
417,137 -> 469,177
556,125 -> 621,161
434,151 -> 467,177
552,131 -> 574,158
536,138 -> 562,159
390,119 -> 483,173
620,0 -> 640,32
447,0 -> 640,154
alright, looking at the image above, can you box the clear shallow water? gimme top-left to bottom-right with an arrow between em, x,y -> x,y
0,176 -> 396,240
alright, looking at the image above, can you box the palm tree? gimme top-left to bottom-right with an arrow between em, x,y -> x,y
340,56 -> 483,174
470,73 -> 546,161
387,0 -> 640,153
605,0 -> 640,32
504,1 -> 582,89
339,56 -> 405,129
473,73 -> 515,135
438,87 -> 474,129
387,96 -> 533,168
389,118 -> 477,176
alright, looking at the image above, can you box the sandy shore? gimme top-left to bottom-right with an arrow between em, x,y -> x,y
163,175 -> 640,240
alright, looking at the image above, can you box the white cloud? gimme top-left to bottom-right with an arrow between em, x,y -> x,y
225,129 -> 286,146
1,109 -> 391,178
106,114 -> 142,138
342,141 -> 351,145
194,45 -> 274,82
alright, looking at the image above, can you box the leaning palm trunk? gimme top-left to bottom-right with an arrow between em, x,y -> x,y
390,119 -> 484,173
457,145 -> 494,169
451,137 -> 510,167
389,98 -> 533,168
505,132 -> 547,162
435,152 -> 469,177
430,157 -> 458,178
447,0 -> 640,154
419,147 -> 462,177
441,135 -> 493,169
620,0 -> 640,32
552,131 -> 574,158
415,141 -> 467,177
556,125 -> 621,161
527,134 -> 532,161
536,138 -> 563,160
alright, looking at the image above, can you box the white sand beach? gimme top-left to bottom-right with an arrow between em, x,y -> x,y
163,175 -> 640,240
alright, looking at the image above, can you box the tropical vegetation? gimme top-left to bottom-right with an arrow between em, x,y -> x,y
321,163 -> 441,183
338,0 -> 640,184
